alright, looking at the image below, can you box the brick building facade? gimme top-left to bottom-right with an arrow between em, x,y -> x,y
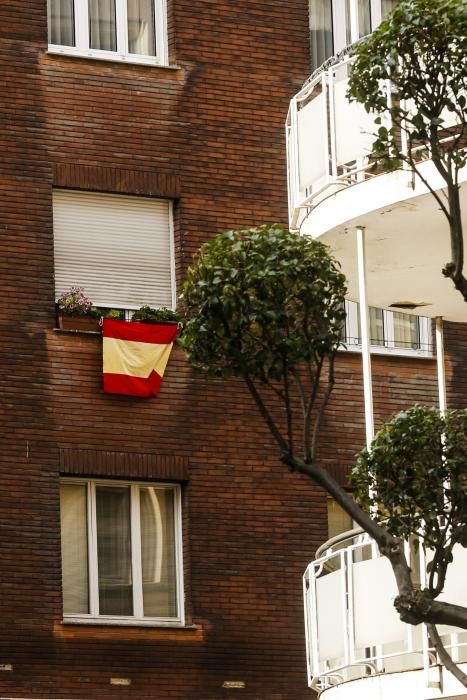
0,1 -> 465,699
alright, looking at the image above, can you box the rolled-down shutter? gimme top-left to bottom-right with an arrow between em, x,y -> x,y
53,189 -> 174,310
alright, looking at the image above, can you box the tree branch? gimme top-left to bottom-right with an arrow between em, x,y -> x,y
282,354 -> 294,458
427,623 -> 467,688
304,357 -> 323,462
291,368 -> 311,462
310,354 -> 335,463
244,375 -> 289,455
281,453 -> 467,631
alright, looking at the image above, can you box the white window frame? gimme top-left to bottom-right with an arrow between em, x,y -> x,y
61,478 -> 184,627
314,0 -> 394,67
343,300 -> 433,358
48,0 -> 168,66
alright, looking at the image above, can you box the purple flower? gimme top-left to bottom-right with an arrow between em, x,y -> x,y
57,286 -> 95,316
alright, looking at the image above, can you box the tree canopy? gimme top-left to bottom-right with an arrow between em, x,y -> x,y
180,224 -> 346,379
347,0 -> 467,299
352,406 -> 467,598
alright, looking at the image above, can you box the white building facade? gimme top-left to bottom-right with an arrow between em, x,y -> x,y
287,1 -> 467,698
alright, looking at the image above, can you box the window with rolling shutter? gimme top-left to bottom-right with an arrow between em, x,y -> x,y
53,190 -> 175,312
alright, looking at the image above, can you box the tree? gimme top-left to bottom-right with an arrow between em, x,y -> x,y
347,0 -> 467,299
352,406 -> 467,685
179,224 -> 467,686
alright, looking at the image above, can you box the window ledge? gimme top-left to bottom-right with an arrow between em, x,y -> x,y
340,344 -> 434,360
62,617 -> 188,628
53,328 -> 101,335
46,46 -> 181,70
56,620 -> 204,641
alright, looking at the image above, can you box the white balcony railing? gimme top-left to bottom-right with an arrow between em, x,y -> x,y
286,53 -> 383,230
287,52 -> 462,232
304,529 -> 467,693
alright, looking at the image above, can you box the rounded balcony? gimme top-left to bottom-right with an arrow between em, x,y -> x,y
286,52 -> 467,322
304,530 -> 467,699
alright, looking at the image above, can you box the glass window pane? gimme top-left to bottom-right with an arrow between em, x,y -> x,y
89,0 -> 117,51
128,0 -> 156,56
309,0 -> 333,72
328,499 -> 353,539
393,312 -> 418,349
96,486 -> 133,616
48,0 -> 75,46
369,307 -> 384,346
140,487 -> 177,617
358,0 -> 371,37
60,483 -> 89,614
344,0 -> 352,45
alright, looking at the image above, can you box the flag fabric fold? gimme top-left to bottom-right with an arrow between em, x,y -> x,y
102,319 -> 178,398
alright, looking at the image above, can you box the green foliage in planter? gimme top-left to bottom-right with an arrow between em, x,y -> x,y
104,309 -> 124,320
131,306 -> 179,323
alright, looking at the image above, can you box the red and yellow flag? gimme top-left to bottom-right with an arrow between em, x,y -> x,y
102,319 -> 178,398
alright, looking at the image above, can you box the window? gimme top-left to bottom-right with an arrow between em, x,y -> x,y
344,300 -> 432,355
53,190 -> 176,313
47,0 -> 167,65
309,0 -> 398,71
60,479 -> 183,624
327,499 -> 353,540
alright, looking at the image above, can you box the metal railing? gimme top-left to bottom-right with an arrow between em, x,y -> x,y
287,52 -> 386,229
304,529 -> 467,693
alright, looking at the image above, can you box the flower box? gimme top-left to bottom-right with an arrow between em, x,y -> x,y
58,315 -> 101,333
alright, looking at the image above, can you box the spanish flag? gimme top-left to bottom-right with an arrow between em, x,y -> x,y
103,319 -> 178,398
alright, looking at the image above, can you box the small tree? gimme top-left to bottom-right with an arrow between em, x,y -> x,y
180,224 -> 347,463
352,406 -> 467,685
180,225 -> 467,686
347,0 -> 467,299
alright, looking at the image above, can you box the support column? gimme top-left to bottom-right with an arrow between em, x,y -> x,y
435,316 -> 447,416
356,226 -> 374,449
357,226 -> 381,671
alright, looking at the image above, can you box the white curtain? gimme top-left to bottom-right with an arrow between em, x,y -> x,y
127,0 -> 156,55
369,307 -> 384,346
327,499 -> 353,540
358,0 -> 371,38
48,0 -> 75,46
89,0 -> 117,51
140,488 -> 177,617
309,0 -> 333,72
60,483 -> 89,614
96,485 -> 133,616
393,312 -> 418,349
381,0 -> 398,19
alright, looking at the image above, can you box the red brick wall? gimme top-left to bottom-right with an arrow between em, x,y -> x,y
0,2 -> 464,699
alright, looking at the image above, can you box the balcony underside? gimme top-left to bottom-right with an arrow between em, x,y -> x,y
320,664 -> 467,700
300,165 -> 467,322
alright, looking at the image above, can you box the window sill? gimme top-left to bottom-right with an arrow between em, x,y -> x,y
62,616 -> 187,628
339,343 -> 434,359
53,328 -> 101,335
46,46 -> 181,70
55,620 -> 203,641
